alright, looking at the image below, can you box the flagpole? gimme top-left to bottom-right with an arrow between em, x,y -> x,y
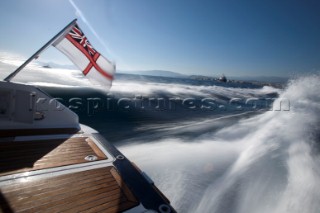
4,19 -> 77,82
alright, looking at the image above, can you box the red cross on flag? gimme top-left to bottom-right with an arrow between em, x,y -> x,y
53,24 -> 115,89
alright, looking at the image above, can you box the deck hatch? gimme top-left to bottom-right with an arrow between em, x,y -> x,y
0,167 -> 139,212
0,137 -> 107,176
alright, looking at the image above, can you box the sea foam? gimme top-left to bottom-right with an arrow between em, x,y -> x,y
119,74 -> 320,213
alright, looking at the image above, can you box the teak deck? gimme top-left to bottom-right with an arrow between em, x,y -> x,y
0,167 -> 138,213
0,137 -> 107,176
0,137 -> 139,212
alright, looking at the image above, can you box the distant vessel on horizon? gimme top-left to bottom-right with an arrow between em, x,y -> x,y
218,74 -> 227,82
42,64 -> 51,68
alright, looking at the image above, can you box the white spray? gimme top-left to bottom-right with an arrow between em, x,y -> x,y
119,75 -> 320,213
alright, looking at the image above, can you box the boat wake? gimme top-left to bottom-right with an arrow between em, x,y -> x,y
3,51 -> 318,213
119,74 -> 320,213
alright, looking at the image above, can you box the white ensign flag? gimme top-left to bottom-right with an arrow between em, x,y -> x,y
53,24 -> 115,89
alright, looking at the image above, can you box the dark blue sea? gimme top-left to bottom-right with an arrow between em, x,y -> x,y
33,73 -> 320,213
1,56 -> 319,212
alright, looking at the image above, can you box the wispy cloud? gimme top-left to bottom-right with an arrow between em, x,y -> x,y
68,0 -> 113,59
68,0 -> 138,71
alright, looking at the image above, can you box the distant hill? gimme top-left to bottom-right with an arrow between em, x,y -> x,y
118,70 -> 187,78
38,63 -> 288,84
230,75 -> 289,83
119,70 -> 288,83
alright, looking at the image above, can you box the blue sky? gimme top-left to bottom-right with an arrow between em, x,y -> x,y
0,0 -> 320,77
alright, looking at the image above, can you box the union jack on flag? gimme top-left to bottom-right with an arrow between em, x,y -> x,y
68,25 -> 96,57
53,22 -> 115,90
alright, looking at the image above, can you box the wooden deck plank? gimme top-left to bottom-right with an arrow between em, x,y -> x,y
0,149 -> 98,164
51,188 -> 123,213
2,168 -> 108,192
9,182 -> 120,212
87,138 -> 107,158
0,167 -> 139,213
68,195 -> 126,213
0,137 -> 107,176
3,174 -> 113,200
110,168 -> 137,202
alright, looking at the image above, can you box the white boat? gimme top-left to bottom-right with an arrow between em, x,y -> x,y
0,80 -> 175,213
0,19 -> 176,213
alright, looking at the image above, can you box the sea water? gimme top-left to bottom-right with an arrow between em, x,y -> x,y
1,55 -> 319,213
118,75 -> 320,213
